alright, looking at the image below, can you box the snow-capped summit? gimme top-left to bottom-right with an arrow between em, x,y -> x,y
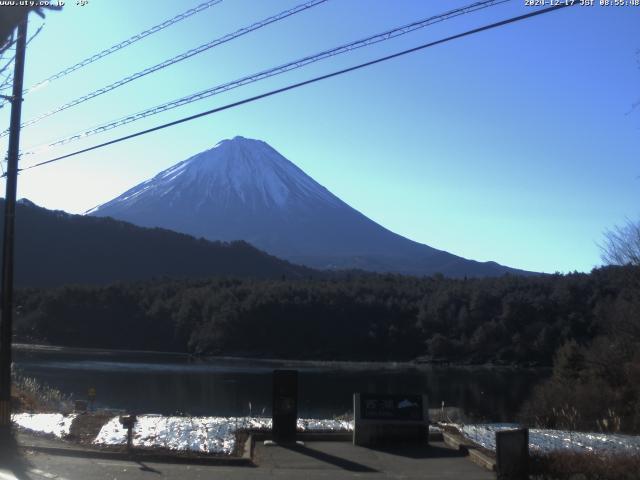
89,136 -> 529,277
88,136 -> 340,215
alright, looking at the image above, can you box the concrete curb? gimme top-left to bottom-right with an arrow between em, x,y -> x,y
469,448 -> 496,472
442,431 -> 496,472
17,431 -> 354,466
19,443 -> 255,466
242,435 -> 254,463
248,431 -> 353,442
18,429 -> 450,468
248,429 -> 442,444
443,431 -> 470,451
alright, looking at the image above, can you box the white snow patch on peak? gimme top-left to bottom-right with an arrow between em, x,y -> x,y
193,136 -> 342,208
91,136 -> 343,212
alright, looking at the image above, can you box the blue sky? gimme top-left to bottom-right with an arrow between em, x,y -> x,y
0,0 -> 638,274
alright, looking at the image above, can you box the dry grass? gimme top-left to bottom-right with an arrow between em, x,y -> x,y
429,406 -> 468,424
68,413 -> 113,444
530,451 -> 640,480
11,366 -> 72,413
10,384 -> 40,411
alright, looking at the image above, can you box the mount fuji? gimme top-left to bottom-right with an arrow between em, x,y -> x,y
88,136 -> 530,277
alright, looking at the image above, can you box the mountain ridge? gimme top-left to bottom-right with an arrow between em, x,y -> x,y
2,198 -> 313,287
89,136 -> 535,277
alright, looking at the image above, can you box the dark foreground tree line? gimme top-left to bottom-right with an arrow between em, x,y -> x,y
520,266 -> 640,433
13,265 -> 637,364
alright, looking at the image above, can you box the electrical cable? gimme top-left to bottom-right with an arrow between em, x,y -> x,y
14,2 -> 578,175
24,0 -> 225,94
23,0 -> 510,152
3,0 -> 329,134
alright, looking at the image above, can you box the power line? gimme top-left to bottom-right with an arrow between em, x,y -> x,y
15,2 -> 578,176
0,1 -> 222,110
24,0 -> 224,94
1,0 -> 328,135
24,0 -> 510,153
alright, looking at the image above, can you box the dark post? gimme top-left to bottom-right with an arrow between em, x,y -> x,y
88,386 -> 96,412
496,427 -> 529,480
119,414 -> 137,451
0,18 -> 28,434
272,369 -> 298,443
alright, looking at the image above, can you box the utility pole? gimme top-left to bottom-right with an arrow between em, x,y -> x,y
0,18 -> 27,435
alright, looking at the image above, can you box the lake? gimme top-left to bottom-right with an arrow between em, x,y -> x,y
13,345 -> 549,421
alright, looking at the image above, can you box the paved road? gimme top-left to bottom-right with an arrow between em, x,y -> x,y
1,439 -> 494,479
253,440 -> 495,479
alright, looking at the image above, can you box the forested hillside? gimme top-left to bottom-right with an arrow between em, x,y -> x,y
14,265 -> 638,366
520,265 -> 640,433
1,199 -> 313,286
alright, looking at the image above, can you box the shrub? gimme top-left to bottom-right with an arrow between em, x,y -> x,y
530,451 -> 640,480
11,365 -> 72,412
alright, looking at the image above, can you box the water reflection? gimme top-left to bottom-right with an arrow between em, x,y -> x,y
13,347 -> 548,421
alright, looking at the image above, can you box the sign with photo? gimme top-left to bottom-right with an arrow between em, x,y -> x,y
359,394 -> 423,421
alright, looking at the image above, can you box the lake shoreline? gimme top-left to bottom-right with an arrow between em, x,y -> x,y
12,343 -> 550,372
13,343 -> 549,420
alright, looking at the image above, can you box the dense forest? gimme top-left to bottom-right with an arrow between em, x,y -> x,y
13,265 -> 638,367
521,265 -> 640,433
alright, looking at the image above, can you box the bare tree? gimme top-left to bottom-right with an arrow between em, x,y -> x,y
0,7 -> 54,110
0,4 -> 61,54
601,219 -> 640,266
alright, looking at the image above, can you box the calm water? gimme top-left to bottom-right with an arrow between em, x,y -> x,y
13,346 -> 549,421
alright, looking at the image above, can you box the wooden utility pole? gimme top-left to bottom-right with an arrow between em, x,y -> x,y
0,17 -> 27,433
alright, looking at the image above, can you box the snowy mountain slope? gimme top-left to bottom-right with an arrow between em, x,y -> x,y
89,136 -> 532,277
